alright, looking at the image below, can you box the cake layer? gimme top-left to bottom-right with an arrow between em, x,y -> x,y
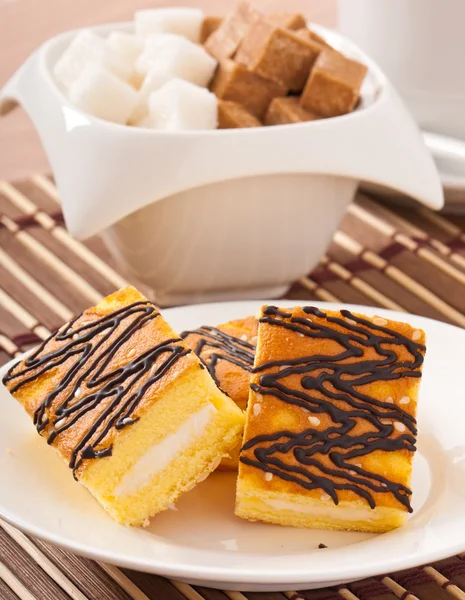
236,492 -> 405,533
236,305 -> 426,532
83,364 -> 244,525
3,286 -> 245,526
114,403 -> 216,497
182,316 -> 257,471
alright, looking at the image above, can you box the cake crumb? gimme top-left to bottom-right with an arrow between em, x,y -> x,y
318,543 -> 327,549
7,448 -> 13,455
373,317 -> 388,326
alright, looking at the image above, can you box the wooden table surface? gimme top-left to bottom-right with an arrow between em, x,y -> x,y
0,0 -> 336,181
2,172 -> 465,600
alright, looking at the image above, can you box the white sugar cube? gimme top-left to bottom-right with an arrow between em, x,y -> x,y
148,78 -> 218,131
68,64 -> 139,124
129,70 -> 172,123
106,32 -> 143,65
106,32 -> 144,88
136,34 -> 217,84
135,8 -> 204,42
136,33 -> 179,75
54,30 -> 132,88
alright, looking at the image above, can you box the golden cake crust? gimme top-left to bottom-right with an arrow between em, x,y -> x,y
238,305 -> 426,521
3,287 -> 201,478
182,316 -> 258,410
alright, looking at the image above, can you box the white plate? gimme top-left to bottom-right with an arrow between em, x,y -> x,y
1,300 -> 465,592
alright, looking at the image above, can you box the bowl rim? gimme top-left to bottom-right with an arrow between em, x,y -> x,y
39,20 -> 387,137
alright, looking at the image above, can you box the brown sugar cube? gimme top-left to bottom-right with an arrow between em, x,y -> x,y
236,19 -> 322,91
210,59 -> 287,118
295,27 -> 331,48
265,96 -> 320,125
294,28 -> 312,42
218,100 -> 262,128
267,12 -> 307,30
204,2 -> 258,61
309,29 -> 332,48
200,16 -> 223,44
301,49 -> 368,117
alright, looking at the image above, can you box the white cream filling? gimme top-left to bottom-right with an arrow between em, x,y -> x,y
115,403 -> 217,497
262,498 -> 393,523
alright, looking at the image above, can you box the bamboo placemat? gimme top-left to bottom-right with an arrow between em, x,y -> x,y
2,174 -> 465,600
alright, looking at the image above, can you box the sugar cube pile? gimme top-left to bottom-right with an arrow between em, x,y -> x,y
54,8 -> 218,129
53,4 -> 367,130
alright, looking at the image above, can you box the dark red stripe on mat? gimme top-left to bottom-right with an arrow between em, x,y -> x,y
299,590 -> 340,600
350,578 -> 398,599
12,332 -> 43,347
122,570 -> 187,600
193,587 -> 230,600
389,568 -> 452,600
0,211 -> 65,230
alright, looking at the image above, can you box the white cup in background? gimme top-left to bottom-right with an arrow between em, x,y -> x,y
338,0 -> 465,140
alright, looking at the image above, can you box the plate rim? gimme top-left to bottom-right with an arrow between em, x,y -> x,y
1,299 -> 465,589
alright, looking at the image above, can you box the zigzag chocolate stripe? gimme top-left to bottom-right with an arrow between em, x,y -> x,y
3,301 -> 189,475
241,306 -> 425,511
181,325 -> 255,387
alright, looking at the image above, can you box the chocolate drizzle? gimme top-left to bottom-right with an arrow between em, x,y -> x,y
181,326 -> 255,387
240,306 -> 425,512
3,301 -> 189,476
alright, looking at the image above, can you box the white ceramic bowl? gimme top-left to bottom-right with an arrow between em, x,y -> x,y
0,22 -> 443,304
